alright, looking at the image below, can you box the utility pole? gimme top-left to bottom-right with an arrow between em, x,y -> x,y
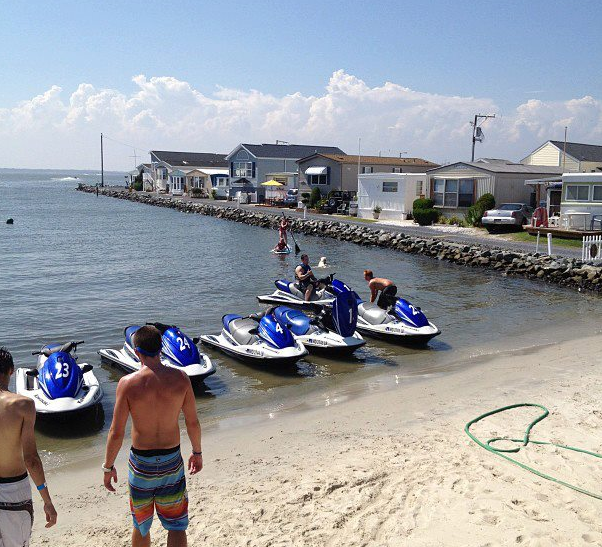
562,126 -> 568,171
357,137 -> 361,175
470,114 -> 496,161
100,132 -> 104,187
130,149 -> 139,169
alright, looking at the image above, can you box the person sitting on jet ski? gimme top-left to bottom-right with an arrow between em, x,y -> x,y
296,254 -> 318,301
364,270 -> 398,309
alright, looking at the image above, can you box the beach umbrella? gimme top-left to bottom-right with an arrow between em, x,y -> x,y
261,179 -> 284,186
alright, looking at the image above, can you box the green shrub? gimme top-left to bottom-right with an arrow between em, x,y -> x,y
190,187 -> 204,198
301,192 -> 310,205
413,198 -> 435,211
476,193 -> 495,210
465,205 -> 485,226
210,189 -> 217,200
413,208 -> 439,226
438,216 -> 449,224
132,180 -> 143,191
309,187 -> 322,208
373,205 -> 382,214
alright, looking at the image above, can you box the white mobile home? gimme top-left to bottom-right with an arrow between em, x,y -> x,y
357,173 -> 427,220
560,173 -> 602,229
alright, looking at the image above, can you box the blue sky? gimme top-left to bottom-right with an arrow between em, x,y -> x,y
1,0 -> 601,168
3,0 -> 600,107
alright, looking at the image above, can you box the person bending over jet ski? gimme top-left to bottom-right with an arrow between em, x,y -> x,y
364,270 -> 398,309
296,254 -> 319,301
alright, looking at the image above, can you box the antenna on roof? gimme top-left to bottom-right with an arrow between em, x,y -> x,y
275,140 -> 289,145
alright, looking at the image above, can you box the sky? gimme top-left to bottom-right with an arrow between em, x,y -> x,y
1,0 -> 601,170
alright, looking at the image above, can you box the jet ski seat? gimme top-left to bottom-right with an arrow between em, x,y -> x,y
228,318 -> 259,346
289,283 -> 325,302
358,303 -> 394,325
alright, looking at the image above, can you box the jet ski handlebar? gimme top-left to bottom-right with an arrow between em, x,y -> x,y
145,322 -> 173,334
32,340 -> 84,356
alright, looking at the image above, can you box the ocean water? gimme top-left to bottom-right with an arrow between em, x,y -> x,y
1,169 -> 601,468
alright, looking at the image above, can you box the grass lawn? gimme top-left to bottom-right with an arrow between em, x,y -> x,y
503,230 -> 584,249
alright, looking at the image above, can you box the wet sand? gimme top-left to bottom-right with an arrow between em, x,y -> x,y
31,333 -> 602,547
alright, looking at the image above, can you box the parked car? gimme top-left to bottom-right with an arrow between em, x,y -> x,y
284,188 -> 299,207
320,191 -> 356,214
482,203 -> 533,232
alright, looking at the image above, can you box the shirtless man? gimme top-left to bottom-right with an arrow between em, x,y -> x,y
0,347 -> 57,547
102,326 -> 202,547
364,270 -> 398,309
295,254 -> 318,301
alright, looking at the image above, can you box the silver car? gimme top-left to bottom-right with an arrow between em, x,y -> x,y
482,203 -> 533,232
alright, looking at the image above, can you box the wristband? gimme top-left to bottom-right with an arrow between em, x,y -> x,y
192,451 -> 202,456
36,483 -> 47,491
101,465 -> 114,473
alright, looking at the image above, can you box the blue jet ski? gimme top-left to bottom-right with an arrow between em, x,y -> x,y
356,297 -> 440,345
99,322 -> 215,381
200,312 -> 307,366
257,273 -> 352,309
15,341 -> 103,415
271,292 -> 365,355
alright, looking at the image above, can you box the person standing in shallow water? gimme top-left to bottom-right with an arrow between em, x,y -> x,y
102,326 -> 203,547
0,347 -> 57,547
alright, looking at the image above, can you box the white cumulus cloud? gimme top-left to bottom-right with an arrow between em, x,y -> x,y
0,70 -> 600,169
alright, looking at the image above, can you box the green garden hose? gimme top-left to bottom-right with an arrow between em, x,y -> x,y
465,403 -> 602,500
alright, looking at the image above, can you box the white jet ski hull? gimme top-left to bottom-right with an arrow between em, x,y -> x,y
355,319 -> 440,345
15,365 -> 103,415
98,346 -> 215,380
257,289 -> 335,309
200,333 -> 307,366
294,331 -> 365,355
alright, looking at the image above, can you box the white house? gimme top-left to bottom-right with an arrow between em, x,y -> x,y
357,173 -> 427,220
559,173 -> 602,230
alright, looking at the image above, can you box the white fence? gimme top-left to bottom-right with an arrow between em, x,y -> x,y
582,235 -> 602,262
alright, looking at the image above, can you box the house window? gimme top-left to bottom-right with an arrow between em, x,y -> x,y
392,167 -> 402,173
415,180 -> 423,196
593,186 -> 602,201
382,181 -> 398,192
565,184 -> 589,201
233,162 -> 254,177
433,178 -> 474,207
362,166 -> 374,174
458,179 -> 474,207
308,174 -> 328,185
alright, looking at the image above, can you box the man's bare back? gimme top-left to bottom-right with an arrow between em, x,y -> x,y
121,365 -> 189,450
0,392 -> 30,478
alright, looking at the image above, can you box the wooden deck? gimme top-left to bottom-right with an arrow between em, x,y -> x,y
523,226 -> 602,239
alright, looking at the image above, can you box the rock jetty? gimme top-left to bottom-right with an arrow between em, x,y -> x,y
77,185 -> 602,294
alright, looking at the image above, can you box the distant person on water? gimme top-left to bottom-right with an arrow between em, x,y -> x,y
102,326 -> 203,547
364,270 -> 398,309
273,237 -> 288,253
296,254 -> 318,301
0,347 -> 57,547
279,216 -> 290,245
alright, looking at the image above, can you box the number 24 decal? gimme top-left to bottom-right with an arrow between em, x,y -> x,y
176,337 -> 190,351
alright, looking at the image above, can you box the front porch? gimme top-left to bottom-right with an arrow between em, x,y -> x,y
523,225 -> 602,240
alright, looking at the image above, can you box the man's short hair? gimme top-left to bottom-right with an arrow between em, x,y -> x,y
364,269 -> 374,279
301,254 -> 308,261
0,347 -> 14,374
133,326 -> 162,356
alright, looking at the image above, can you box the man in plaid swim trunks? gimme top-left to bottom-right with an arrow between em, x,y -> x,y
102,326 -> 203,546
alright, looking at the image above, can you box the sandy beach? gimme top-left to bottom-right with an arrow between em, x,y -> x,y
28,332 -> 602,547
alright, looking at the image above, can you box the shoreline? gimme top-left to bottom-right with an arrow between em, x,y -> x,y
77,185 -> 602,295
33,332 -> 602,546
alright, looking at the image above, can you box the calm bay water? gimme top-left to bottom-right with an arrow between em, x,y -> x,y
1,169 -> 601,468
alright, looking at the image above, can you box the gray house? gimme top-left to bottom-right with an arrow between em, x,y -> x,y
426,159 -> 562,216
297,153 -> 439,194
226,143 -> 345,201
